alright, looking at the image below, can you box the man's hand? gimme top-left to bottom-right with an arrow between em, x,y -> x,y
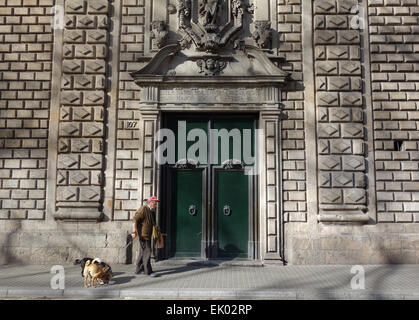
131,231 -> 137,239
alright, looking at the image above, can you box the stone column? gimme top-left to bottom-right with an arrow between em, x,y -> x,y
259,111 -> 284,261
137,110 -> 160,215
313,0 -> 369,223
52,0 -> 110,220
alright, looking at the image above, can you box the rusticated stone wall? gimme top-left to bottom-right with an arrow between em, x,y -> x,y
113,0 -> 144,221
278,0 -> 308,223
0,0 -> 419,265
369,0 -> 419,222
313,0 -> 369,222
0,0 -> 54,220
55,0 -> 110,219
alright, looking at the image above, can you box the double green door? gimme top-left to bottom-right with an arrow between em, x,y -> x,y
164,115 -> 255,259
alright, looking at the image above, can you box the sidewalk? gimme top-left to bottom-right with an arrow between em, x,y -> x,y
1,261 -> 419,299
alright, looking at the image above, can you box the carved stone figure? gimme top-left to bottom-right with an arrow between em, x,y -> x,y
253,21 -> 272,49
196,57 -> 227,75
151,21 -> 169,49
231,0 -> 243,18
199,0 -> 221,32
175,0 -> 253,52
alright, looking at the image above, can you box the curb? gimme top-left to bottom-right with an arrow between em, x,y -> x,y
1,288 -> 419,300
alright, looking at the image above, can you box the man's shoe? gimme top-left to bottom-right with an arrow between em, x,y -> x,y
135,269 -> 144,275
149,272 -> 158,277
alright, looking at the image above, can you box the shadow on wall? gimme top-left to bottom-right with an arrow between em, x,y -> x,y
0,220 -> 24,265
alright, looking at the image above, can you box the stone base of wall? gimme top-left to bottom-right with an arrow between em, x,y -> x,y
0,230 -> 135,265
3,220 -> 419,265
286,223 -> 419,265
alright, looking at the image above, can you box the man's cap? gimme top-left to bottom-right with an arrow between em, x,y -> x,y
147,196 -> 160,202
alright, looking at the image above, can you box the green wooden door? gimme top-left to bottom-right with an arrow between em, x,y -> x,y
170,170 -> 203,257
164,115 -> 255,259
216,170 -> 249,258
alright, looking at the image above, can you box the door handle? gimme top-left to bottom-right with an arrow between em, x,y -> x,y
223,205 -> 231,216
189,205 -> 197,216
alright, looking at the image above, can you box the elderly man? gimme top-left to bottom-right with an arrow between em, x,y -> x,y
132,196 -> 159,277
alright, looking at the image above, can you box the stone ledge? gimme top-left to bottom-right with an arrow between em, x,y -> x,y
53,209 -> 103,221
317,212 -> 370,223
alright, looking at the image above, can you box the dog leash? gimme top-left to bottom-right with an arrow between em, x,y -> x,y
123,233 -> 167,250
123,239 -> 133,250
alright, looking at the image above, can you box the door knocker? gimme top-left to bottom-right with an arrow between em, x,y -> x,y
189,205 -> 197,216
223,205 -> 231,216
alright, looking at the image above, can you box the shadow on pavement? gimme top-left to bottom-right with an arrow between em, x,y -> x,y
112,275 -> 137,285
154,262 -> 218,277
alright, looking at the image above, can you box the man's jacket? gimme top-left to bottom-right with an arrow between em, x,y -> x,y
133,205 -> 154,240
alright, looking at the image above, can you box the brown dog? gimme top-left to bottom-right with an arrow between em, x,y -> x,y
83,260 -> 111,288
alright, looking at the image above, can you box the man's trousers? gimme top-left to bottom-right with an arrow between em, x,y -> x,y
135,238 -> 153,275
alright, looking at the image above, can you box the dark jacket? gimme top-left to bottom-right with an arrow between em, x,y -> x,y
133,205 -> 154,240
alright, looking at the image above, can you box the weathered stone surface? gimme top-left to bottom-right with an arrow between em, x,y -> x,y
0,0 -> 418,266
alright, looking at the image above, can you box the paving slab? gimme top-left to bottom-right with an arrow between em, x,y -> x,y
0,263 -> 419,299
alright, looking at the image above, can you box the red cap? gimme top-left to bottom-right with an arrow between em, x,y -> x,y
147,196 -> 160,203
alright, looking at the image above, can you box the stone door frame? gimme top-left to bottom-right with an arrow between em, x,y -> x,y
159,113 -> 259,260
136,85 -> 285,262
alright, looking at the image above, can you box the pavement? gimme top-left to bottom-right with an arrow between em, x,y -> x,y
1,260 -> 419,300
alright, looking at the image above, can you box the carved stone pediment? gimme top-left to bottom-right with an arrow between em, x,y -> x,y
131,44 -> 288,86
132,0 -> 288,88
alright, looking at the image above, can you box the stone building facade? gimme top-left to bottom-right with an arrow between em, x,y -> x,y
0,0 -> 419,265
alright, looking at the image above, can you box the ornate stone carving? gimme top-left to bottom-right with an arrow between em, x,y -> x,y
151,21 -> 169,49
177,0 -> 191,24
196,57 -> 227,76
179,35 -> 193,49
231,0 -> 242,17
199,0 -> 221,32
176,0 -> 253,53
222,159 -> 243,170
253,21 -> 272,49
175,159 -> 198,169
167,4 -> 177,14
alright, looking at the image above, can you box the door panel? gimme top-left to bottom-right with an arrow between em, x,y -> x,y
212,119 -> 255,166
163,115 -> 256,260
166,118 -> 208,164
170,170 -> 203,257
216,170 -> 249,258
